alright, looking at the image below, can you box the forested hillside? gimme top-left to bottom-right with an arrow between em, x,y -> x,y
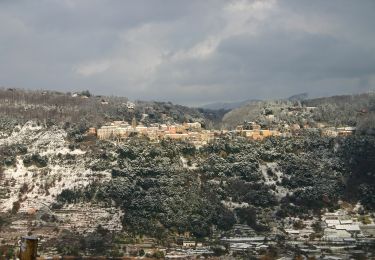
222,93 -> 375,134
46,133 -> 375,253
0,88 -> 216,134
1,89 -> 375,257
303,93 -> 375,134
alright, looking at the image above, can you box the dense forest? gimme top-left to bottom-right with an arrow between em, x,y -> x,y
222,93 -> 375,133
53,133 -> 375,245
0,88 -> 218,134
1,88 -> 374,134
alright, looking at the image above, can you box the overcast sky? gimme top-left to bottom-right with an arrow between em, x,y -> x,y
0,0 -> 374,105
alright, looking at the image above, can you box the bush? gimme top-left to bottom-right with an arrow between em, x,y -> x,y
11,200 -> 20,214
0,214 -> 11,231
152,250 -> 165,259
23,153 -> 48,168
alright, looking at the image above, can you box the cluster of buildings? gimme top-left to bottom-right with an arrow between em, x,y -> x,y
89,118 -> 358,145
90,120 -> 216,146
235,121 -> 357,141
86,104 -> 358,144
321,210 -> 370,242
275,209 -> 374,259
235,122 -> 281,140
281,209 -> 374,242
221,236 -> 269,254
321,126 -> 357,137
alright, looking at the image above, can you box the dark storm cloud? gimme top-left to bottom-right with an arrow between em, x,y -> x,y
0,0 -> 374,105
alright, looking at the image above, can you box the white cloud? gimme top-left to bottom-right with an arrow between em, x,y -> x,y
0,0 -> 374,104
75,61 -> 111,77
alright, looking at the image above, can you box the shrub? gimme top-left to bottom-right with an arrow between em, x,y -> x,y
23,153 -> 48,168
11,200 -> 21,214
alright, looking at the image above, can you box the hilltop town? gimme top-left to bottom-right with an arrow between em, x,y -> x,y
91,102 -> 357,145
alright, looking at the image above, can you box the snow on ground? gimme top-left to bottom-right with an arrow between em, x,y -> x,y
0,121 -> 42,146
31,128 -> 66,153
222,200 -> 249,210
180,156 -> 198,170
0,122 -> 121,234
54,203 -> 124,233
260,162 -> 289,198
0,122 -> 109,213
0,156 -> 101,212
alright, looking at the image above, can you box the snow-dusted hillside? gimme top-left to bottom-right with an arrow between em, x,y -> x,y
0,122 -> 122,235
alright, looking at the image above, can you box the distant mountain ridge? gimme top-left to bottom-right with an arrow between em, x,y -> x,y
202,93 -> 310,110
201,99 -> 260,110
287,92 -> 309,101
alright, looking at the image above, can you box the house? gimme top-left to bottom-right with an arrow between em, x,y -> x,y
236,125 -> 244,131
221,236 -> 266,243
136,125 -> 148,134
323,228 -> 351,241
335,224 -> 361,233
229,243 -> 253,252
305,106 -> 317,112
242,130 -> 261,140
285,229 -> 300,235
339,219 -> 353,225
246,121 -> 261,130
291,124 -> 301,131
321,128 -> 338,137
260,130 -> 280,138
337,126 -> 356,136
182,241 -> 202,248
141,113 -> 149,121
322,256 -> 343,260
126,101 -> 135,109
256,244 -> 269,251
325,219 -> 341,228
185,122 -> 202,131
97,125 -> 130,140
164,133 -> 189,140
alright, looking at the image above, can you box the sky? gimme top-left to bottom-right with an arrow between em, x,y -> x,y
0,0 -> 374,106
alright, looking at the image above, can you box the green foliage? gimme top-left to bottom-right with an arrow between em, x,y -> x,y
151,250 -> 165,259
0,143 -> 27,167
338,136 -> 375,209
11,200 -> 20,214
57,189 -> 82,204
55,133 -> 375,239
55,230 -> 84,256
0,214 -> 11,231
23,153 -> 48,167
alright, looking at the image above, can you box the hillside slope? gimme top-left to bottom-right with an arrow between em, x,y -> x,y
222,92 -> 375,132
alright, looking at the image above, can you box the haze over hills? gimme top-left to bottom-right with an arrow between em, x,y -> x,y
200,93 -> 309,110
200,99 -> 261,110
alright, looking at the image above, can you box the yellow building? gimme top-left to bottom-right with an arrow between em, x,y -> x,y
164,133 -> 189,140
